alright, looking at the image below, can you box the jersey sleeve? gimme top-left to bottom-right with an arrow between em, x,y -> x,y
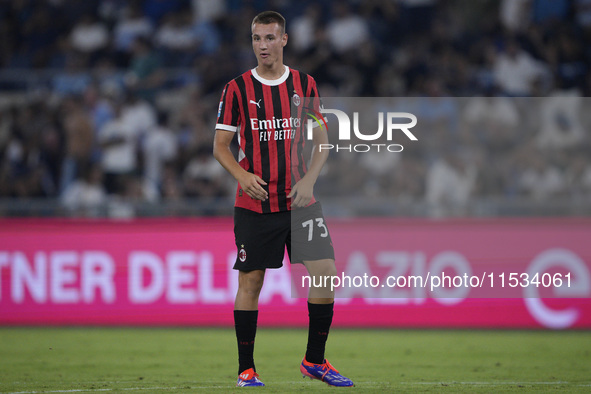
216,81 -> 240,132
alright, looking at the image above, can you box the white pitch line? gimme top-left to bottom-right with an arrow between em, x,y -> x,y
400,381 -> 572,385
6,380 -> 311,393
8,390 -> 109,394
8,381 -> 591,393
8,382 -> 140,387
6,387 -> 199,394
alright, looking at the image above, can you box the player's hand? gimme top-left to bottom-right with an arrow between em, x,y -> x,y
288,177 -> 314,208
238,172 -> 268,201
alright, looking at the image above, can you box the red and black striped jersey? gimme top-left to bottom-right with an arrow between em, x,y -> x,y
216,66 -> 322,213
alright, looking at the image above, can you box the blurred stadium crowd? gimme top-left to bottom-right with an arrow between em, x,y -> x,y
0,0 -> 590,217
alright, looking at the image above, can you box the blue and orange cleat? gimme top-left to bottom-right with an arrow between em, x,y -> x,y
300,358 -> 354,387
236,368 -> 265,387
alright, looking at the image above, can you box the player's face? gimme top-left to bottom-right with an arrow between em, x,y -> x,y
252,22 -> 287,68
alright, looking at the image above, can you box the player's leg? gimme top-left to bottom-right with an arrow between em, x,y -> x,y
235,269 -> 265,310
233,208 -> 288,387
234,269 -> 265,386
291,202 -> 354,387
300,258 -> 353,387
303,258 -> 336,363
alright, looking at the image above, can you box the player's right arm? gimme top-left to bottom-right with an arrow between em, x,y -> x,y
213,129 -> 268,201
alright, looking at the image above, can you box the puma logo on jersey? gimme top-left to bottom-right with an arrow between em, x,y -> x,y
249,99 -> 262,108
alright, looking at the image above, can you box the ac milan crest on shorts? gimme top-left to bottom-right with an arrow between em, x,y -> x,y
238,245 -> 247,262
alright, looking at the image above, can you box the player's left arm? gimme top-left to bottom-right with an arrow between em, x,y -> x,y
288,124 -> 329,208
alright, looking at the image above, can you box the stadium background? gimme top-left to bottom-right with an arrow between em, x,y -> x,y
1,1 -> 591,392
0,0 -> 590,216
0,0 -> 590,325
0,0 -> 591,349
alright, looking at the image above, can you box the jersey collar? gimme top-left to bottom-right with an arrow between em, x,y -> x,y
251,66 -> 290,86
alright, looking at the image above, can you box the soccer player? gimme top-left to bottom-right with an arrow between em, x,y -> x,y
213,10 -> 354,388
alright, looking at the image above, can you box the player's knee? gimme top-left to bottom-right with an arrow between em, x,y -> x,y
305,259 -> 337,278
245,277 -> 264,293
239,271 -> 265,293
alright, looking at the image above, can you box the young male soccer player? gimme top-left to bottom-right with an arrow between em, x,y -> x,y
213,10 -> 353,388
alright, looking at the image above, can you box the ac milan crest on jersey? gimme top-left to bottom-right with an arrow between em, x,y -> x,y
292,91 -> 301,106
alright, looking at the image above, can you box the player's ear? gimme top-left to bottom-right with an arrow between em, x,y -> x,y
282,33 -> 288,47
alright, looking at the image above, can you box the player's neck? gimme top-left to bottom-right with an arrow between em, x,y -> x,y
255,63 -> 286,80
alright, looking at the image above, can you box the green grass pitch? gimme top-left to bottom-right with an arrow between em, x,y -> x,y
0,327 -> 590,393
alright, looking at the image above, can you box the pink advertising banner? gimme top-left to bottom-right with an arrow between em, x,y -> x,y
0,218 -> 590,329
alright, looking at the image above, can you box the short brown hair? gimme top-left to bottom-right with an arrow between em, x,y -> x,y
252,11 -> 285,34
